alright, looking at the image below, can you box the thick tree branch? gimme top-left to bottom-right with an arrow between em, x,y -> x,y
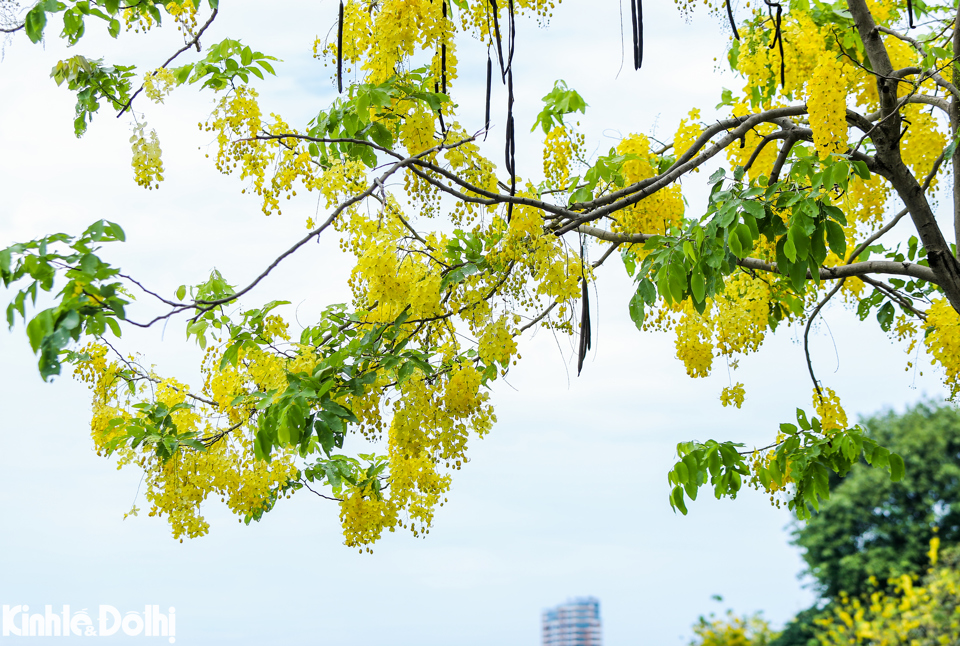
577,226 -> 936,283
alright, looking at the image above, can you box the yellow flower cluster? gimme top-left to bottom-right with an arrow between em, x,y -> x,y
130,124 -> 164,189
664,272 -> 773,380
143,68 -> 177,104
203,88 -> 302,215
720,382 -> 746,408
901,104 -> 947,189
714,272 -> 770,357
164,0 -> 197,34
610,134 -> 685,252
690,610 -> 777,646
924,298 -> 960,398
444,363 -> 483,415
479,316 -> 519,368
807,51 -> 849,160
122,7 -> 155,33
542,126 -> 578,188
675,300 -> 715,378
673,108 -> 702,160
735,10 -> 823,102
73,342 -> 303,540
339,487 -> 399,550
812,386 -> 847,434
843,173 -> 889,234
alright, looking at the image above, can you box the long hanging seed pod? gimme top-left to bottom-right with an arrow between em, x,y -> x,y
484,50 -> 493,139
337,0 -> 344,93
434,0 -> 448,135
489,0 -> 506,76
505,0 -> 516,75
505,67 -> 516,222
765,1 -> 785,89
629,0 -> 643,69
577,240 -> 592,376
504,0 -> 516,222
725,0 -> 740,40
441,0 -> 448,93
907,0 -> 914,28
775,5 -> 784,87
636,0 -> 643,69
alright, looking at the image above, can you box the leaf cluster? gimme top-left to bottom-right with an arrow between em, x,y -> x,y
669,408 -> 903,520
1,220 -> 128,380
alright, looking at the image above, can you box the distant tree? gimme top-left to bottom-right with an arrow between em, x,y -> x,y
791,402 -> 960,600
767,403 -> 960,646
814,544 -> 960,646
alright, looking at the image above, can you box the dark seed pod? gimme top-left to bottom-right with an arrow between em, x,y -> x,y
577,249 -> 592,376
489,0 -> 506,76
337,0 -> 344,94
484,51 -> 493,139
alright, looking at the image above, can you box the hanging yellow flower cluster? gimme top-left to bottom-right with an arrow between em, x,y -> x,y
129,124 -> 164,190
924,298 -> 960,398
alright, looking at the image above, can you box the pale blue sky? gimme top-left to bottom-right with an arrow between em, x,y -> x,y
0,1 -> 947,644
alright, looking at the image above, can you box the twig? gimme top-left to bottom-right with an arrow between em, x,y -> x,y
301,479 -> 343,502
116,7 -> 220,118
518,301 -> 557,332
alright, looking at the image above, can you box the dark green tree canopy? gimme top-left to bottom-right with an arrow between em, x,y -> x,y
792,402 -> 960,600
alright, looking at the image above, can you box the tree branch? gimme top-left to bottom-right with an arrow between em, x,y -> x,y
577,226 -> 937,283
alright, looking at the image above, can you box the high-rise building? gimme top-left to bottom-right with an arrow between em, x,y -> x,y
541,597 -> 602,646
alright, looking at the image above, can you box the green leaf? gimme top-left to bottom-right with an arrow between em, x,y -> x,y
25,5 -> 47,43
780,423 -> 798,436
690,266 -> 706,303
944,134 -> 960,160
26,310 -> 54,353
877,301 -> 895,332
825,220 -> 847,260
670,486 -> 688,515
105,316 -> 122,338
741,200 -> 765,219
637,277 -> 657,304
783,235 -> 797,263
788,225 -> 811,261
728,228 -> 743,257
628,291 -> 645,330
734,223 -> 753,257
220,341 -> 242,369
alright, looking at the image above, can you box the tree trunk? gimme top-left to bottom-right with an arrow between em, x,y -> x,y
847,0 -> 960,314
